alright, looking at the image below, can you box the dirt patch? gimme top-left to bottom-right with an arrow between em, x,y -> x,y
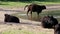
0,22 -> 54,34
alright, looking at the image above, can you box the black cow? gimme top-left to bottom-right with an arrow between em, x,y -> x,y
4,14 -> 20,23
41,15 -> 58,28
24,4 -> 46,18
54,24 -> 60,34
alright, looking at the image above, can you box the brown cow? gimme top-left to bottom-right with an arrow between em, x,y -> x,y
4,14 -> 20,23
41,15 -> 58,29
24,4 -> 46,18
54,24 -> 60,34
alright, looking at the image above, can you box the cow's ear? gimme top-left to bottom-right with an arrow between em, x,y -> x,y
5,14 -> 7,16
50,15 -> 53,18
46,15 -> 50,18
4,14 -> 10,17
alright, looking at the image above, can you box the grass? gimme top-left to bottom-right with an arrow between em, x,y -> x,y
1,29 -> 52,34
0,1 -> 60,8
0,1 -> 28,8
2,30 -> 34,34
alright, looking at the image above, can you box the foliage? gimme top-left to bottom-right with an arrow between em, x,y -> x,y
0,1 -> 60,8
0,0 -> 60,2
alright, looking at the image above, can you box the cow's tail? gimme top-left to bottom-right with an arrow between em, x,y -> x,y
24,5 -> 29,10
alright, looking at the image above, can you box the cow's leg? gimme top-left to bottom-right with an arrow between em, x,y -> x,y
37,12 -> 39,18
30,11 -> 32,19
27,9 -> 30,16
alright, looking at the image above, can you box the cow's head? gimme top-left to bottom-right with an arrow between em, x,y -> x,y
42,5 -> 46,9
4,14 -> 10,18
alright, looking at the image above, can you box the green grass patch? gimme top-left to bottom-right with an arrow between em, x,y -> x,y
0,1 -> 60,8
1,29 -> 52,34
0,1 -> 29,8
2,30 -> 35,34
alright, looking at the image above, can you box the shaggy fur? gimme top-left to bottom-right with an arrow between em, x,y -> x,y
41,15 -> 58,28
4,14 -> 20,23
54,24 -> 60,34
24,4 -> 46,18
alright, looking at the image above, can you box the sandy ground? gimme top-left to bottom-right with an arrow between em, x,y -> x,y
0,5 -> 60,34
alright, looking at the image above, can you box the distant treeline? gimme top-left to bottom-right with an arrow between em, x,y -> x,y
0,0 -> 60,2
